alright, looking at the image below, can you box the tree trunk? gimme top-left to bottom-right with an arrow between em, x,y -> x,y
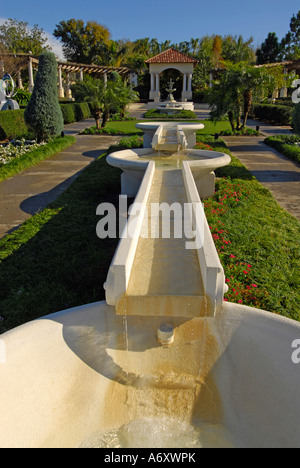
242,88 -> 252,130
228,111 -> 235,132
101,110 -> 109,128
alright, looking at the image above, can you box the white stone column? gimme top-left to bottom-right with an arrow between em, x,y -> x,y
79,69 -> 84,82
183,73 -> 187,93
155,73 -> 160,92
103,73 -> 107,88
65,72 -> 72,100
150,73 -> 155,92
17,70 -> 23,90
28,57 -> 34,93
58,65 -> 65,98
188,73 -> 192,92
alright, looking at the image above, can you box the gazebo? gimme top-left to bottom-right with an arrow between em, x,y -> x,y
145,48 -> 198,104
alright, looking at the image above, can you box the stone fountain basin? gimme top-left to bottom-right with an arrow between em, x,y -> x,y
1,301 -> 300,448
135,121 -> 205,149
106,148 -> 231,198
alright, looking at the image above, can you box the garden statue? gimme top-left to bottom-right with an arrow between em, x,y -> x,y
0,73 -> 20,111
166,78 -> 176,102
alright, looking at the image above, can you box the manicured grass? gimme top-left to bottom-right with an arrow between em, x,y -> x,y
0,135 -> 76,181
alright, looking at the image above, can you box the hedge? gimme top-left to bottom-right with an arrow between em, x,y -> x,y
0,109 -> 29,140
0,103 -> 92,140
250,103 -> 293,126
264,135 -> 300,164
292,102 -> 300,134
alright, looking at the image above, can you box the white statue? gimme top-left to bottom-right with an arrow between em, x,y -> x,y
0,73 -> 20,111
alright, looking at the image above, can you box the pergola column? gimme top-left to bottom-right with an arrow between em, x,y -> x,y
103,72 -> 107,88
17,70 -> 23,90
65,72 -> 72,100
58,65 -> 65,98
28,57 -> 34,93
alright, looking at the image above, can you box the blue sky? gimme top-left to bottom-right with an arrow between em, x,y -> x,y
1,0 -> 299,59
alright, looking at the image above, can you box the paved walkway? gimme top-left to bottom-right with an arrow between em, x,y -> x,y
0,119 -> 122,239
222,133 -> 300,222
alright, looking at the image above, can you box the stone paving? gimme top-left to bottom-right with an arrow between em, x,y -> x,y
0,119 -> 122,238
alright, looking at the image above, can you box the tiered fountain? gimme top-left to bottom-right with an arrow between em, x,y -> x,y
1,121 -> 300,448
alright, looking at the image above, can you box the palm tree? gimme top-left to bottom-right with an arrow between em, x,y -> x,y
208,62 -> 275,131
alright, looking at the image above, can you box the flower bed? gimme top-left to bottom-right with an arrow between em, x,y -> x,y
204,178 -> 269,309
0,139 -> 49,165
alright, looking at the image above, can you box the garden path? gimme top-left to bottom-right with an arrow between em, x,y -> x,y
222,133 -> 300,222
0,118 -> 122,239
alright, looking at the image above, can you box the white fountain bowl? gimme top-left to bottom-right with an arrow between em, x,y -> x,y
0,301 -> 300,448
106,147 -> 231,198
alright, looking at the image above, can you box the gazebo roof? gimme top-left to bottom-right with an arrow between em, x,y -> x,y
145,48 -> 198,65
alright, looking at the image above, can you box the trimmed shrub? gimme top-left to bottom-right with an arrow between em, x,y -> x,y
0,109 -> 29,140
292,102 -> 300,135
250,103 -> 293,126
144,108 -> 197,119
25,51 -> 64,141
60,104 -> 76,124
264,135 -> 300,163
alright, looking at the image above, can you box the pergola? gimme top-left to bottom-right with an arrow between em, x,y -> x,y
145,48 -> 198,102
0,53 -> 131,99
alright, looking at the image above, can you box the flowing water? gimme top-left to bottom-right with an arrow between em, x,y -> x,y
90,152 -> 237,448
80,416 -> 237,448
131,150 -> 205,170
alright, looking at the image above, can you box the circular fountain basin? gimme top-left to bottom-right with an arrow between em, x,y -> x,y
0,301 -> 300,448
106,147 -> 231,198
135,121 -> 205,148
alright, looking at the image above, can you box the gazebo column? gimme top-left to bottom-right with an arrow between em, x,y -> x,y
149,72 -> 161,102
58,65 -> 65,98
28,57 -> 34,93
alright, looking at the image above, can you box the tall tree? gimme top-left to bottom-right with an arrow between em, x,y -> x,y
281,10 -> 300,59
256,32 -> 283,64
222,35 -> 256,64
53,19 -> 111,63
208,62 -> 275,131
0,18 -> 50,54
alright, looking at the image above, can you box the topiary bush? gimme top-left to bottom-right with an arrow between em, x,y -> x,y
292,102 -> 300,134
0,109 -> 29,140
24,51 -> 64,141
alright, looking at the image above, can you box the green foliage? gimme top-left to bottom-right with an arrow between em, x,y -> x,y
264,134 -> 300,163
251,103 -> 293,125
53,19 -> 111,63
292,102 -> 300,134
144,109 -> 197,119
24,52 -> 64,141
0,109 -> 29,140
208,62 -> 275,131
0,18 -> 50,54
